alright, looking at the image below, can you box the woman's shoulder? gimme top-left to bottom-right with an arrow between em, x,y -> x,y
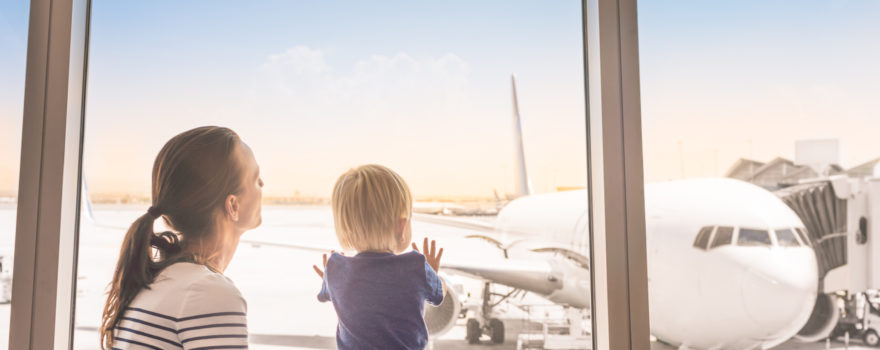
164,262 -> 247,316
160,262 -> 242,298
126,262 -> 245,321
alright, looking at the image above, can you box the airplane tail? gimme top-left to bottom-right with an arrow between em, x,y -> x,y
511,75 -> 532,198
80,178 -> 96,224
79,179 -> 131,230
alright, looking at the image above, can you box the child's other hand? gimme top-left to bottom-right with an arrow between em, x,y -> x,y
312,253 -> 328,278
412,238 -> 444,272
312,250 -> 343,278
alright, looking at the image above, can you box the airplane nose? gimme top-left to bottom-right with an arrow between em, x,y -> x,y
740,250 -> 818,335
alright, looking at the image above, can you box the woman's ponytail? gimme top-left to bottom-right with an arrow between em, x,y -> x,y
100,212 -> 165,349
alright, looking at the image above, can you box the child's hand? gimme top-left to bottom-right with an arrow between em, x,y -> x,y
412,237 -> 444,272
312,250 -> 343,278
312,253 -> 328,278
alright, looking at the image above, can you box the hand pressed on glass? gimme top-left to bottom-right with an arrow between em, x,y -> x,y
412,237 -> 443,273
313,250 -> 343,278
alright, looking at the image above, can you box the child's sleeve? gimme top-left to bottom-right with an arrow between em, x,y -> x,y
317,276 -> 331,302
423,261 -> 444,306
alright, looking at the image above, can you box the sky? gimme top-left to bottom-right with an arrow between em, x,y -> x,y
0,0 -> 27,197
638,0 -> 880,179
80,0 -> 586,198
0,0 -> 878,198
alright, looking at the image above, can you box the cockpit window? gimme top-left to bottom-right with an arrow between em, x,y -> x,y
710,226 -> 734,248
693,226 -> 714,250
796,227 -> 812,246
738,228 -> 772,246
775,229 -> 800,247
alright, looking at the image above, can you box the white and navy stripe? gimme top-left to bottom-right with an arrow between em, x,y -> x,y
112,262 -> 249,349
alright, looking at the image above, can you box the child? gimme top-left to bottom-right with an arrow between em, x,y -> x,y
312,164 -> 445,349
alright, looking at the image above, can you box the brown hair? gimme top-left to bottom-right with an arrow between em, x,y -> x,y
100,126 -> 245,349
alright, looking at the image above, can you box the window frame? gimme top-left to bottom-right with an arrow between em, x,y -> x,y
8,0 -> 90,348
584,0 -> 649,348
10,0 -> 650,349
796,227 -> 812,247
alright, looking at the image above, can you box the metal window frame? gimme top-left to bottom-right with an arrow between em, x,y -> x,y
9,0 -> 650,348
585,0 -> 650,349
9,0 -> 90,348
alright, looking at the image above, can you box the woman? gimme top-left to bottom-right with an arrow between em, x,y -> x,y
100,126 -> 263,349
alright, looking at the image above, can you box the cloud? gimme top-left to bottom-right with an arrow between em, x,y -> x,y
249,46 -> 471,123
239,46 -> 507,197
264,46 -> 332,76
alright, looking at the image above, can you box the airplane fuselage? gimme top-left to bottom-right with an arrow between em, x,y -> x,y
493,178 -> 817,349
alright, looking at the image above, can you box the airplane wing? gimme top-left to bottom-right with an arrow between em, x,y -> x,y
239,239 -> 336,253
441,258 -> 561,296
412,213 -> 496,233
531,247 -> 590,270
414,213 -> 590,308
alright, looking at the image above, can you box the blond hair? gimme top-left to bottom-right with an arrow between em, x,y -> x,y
332,164 -> 412,252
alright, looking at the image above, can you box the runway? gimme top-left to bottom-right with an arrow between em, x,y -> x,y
0,205 -> 872,349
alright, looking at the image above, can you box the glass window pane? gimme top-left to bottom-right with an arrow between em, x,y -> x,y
640,1 -> 878,348
74,1 -> 590,349
0,0 -> 29,345
776,229 -> 800,247
693,226 -> 713,250
710,226 -> 734,249
737,228 -> 772,247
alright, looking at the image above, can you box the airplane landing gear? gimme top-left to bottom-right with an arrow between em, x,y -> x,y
489,318 -> 505,344
465,317 -> 506,345
466,319 -> 481,344
465,282 -> 520,345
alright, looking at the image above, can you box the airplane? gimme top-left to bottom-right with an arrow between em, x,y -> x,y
437,177 -> 820,348
415,76 -> 829,349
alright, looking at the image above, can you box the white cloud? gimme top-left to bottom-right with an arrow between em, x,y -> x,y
263,46 -> 332,76
250,46 -> 471,122
241,46 -> 514,197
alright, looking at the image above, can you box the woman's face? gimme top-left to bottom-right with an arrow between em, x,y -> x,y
234,142 -> 263,232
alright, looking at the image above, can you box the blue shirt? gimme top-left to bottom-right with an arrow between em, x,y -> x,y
318,250 -> 444,350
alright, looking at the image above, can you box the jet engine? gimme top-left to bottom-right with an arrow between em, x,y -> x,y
424,277 -> 462,337
794,293 -> 840,342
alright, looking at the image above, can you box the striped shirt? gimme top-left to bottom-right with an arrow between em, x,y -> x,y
111,262 -> 248,350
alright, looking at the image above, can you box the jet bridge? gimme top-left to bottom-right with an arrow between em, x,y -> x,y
776,175 -> 880,293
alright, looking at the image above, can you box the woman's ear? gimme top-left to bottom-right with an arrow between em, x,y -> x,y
226,194 -> 240,222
